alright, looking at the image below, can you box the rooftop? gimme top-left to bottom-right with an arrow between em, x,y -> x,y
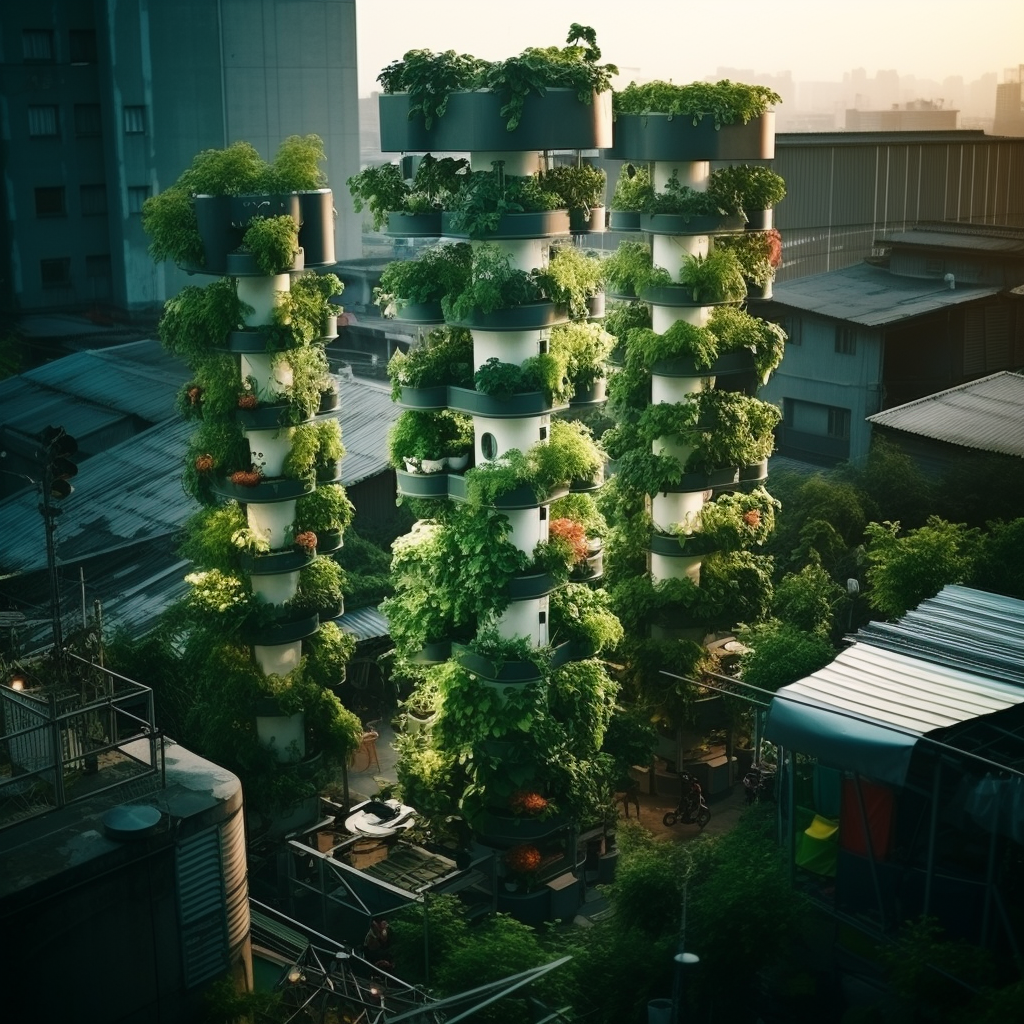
867,371 -> 1024,458
770,261 -> 1001,326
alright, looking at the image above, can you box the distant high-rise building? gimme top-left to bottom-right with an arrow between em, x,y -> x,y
994,65 -> 1024,136
0,0 -> 361,318
845,100 -> 960,132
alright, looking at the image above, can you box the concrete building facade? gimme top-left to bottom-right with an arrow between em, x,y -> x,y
0,0 -> 361,317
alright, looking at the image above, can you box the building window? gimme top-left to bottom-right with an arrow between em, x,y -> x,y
835,326 -> 857,354
69,29 -> 97,64
74,103 -> 102,137
80,184 -> 108,216
123,106 -> 146,134
28,105 -> 59,138
128,185 -> 151,214
86,255 -> 112,298
827,407 -> 851,439
40,258 -> 72,288
924,258 -> 944,277
23,29 -> 54,61
780,316 -> 801,346
34,187 -> 66,217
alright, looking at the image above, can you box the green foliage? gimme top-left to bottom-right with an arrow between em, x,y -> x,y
159,279 -> 248,367
708,304 -> 787,381
678,246 -> 747,303
346,162 -> 409,230
714,230 -> 779,287
551,320 -> 614,390
549,491 -> 608,537
536,418 -> 604,484
294,484 -> 354,535
241,214 -> 300,275
973,517 -> 1024,598
333,527 -> 393,610
179,502 -> 251,573
375,243 -> 472,316
142,135 -> 326,266
864,516 -> 979,619
303,621 -> 357,689
626,320 -> 718,371
602,239 -> 671,295
772,560 -> 846,636
609,162 -> 654,212
291,556 -> 346,616
442,243 -> 543,321
538,162 -> 606,212
182,420 -> 250,505
446,169 -> 561,237
738,619 -> 836,692
707,163 -> 787,211
387,326 -> 474,399
648,172 -> 726,216
387,409 -> 466,465
538,245 -> 604,319
549,583 -> 624,654
669,486 -> 781,554
614,79 -> 782,126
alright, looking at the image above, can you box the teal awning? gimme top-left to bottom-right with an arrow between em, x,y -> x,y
765,643 -> 1024,786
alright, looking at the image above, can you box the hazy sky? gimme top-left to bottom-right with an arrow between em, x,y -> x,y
355,0 -> 1023,95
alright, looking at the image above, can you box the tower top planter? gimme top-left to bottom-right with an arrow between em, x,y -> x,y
611,112 -> 775,162
380,89 -> 613,153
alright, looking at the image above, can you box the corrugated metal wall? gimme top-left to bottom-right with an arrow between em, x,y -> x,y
774,136 -> 1024,280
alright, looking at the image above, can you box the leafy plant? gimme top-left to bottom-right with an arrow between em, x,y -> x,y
610,163 -> 654,212
648,173 -> 726,217
602,240 -> 671,296
535,418 -> 604,486
374,243 -> 473,317
388,410 -> 455,467
445,168 -> 561,237
142,135 -> 326,267
159,279 -> 250,367
678,247 -> 747,303
294,484 -> 355,535
668,486 -> 781,554
714,230 -> 782,288
387,326 -> 474,399
626,320 -> 719,371
269,272 -> 344,349
707,164 -> 787,212
550,491 -> 608,538
304,620 -> 357,689
539,162 -> 606,214
290,556 -> 346,616
551,321 -> 614,392
614,80 -> 782,127
707,304 -> 787,381
549,584 -> 624,654
346,163 -> 409,231
183,420 -> 250,504
377,49 -> 486,128
538,245 -> 604,319
441,243 -> 542,322
241,214 -> 300,275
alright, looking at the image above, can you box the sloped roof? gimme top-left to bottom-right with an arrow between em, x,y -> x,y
334,374 -> 397,485
764,640 -> 1024,784
854,585 -> 1024,687
880,229 -> 1024,258
867,371 -> 1024,458
771,261 -> 1000,326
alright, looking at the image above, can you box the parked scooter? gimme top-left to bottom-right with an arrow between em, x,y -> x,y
742,762 -> 777,805
662,770 -> 711,829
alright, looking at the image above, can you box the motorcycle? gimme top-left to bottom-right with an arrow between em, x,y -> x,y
662,770 -> 711,829
742,762 -> 777,805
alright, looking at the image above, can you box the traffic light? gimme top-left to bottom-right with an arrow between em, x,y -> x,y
40,426 -> 78,500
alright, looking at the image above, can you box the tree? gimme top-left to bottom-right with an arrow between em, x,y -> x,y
864,516 -> 979,620
772,559 -> 846,637
739,620 -> 836,692
972,518 -> 1024,599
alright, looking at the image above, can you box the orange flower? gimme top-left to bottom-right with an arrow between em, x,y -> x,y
510,790 -> 548,814
743,509 -> 761,529
294,531 -> 318,552
505,844 -> 542,874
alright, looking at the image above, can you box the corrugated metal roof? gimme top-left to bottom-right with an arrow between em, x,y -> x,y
879,230 -> 1024,257
778,130 -> 992,147
335,372 -> 399,485
854,585 -> 1024,686
771,261 -> 1001,326
779,643 -> 1024,737
867,371 -> 1024,457
336,606 -> 390,642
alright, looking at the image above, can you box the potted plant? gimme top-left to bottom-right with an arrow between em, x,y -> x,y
707,165 -> 787,228
294,484 -> 355,553
533,418 -> 604,489
602,240 -> 671,298
538,245 -> 605,320
549,583 -> 623,655
708,305 -> 787,382
714,229 -> 782,298
291,556 -> 347,620
159,279 -> 249,367
551,320 -> 614,403
443,167 -> 564,238
388,410 -> 454,472
540,162 -> 606,232
236,214 -> 302,276
374,243 -> 472,321
387,326 -> 475,401
676,247 -> 748,304
441,243 -> 547,327
609,163 -> 654,230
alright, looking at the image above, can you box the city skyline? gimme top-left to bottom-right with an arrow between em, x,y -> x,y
355,0 -> 1022,103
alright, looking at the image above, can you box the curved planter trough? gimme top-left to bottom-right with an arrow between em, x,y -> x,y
214,476 -> 314,503
640,212 -> 746,235
441,209 -> 571,241
379,89 -> 613,153
611,112 -> 776,162
392,301 -> 446,325
446,301 -> 569,332
453,646 -> 545,685
448,386 -> 564,418
236,402 -> 301,430
608,210 -> 642,232
240,548 -> 315,575
641,285 -> 745,308
473,809 -> 570,845
652,349 -> 756,379
385,211 -> 442,237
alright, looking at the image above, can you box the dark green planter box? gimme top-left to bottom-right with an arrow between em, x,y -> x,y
316,460 -> 344,485
649,532 -> 685,556
297,189 -> 336,267
393,301 -> 445,325
570,205 -> 606,234
385,211 -> 442,237
474,810 -> 569,845
226,249 -> 304,276
569,470 -> 604,493
608,210 -> 641,231
446,301 -> 569,332
224,329 -> 280,354
640,212 -> 746,235
551,639 -> 598,668
319,315 -> 339,342
496,887 -> 551,928
441,209 -> 570,240
317,599 -> 344,621
398,384 -> 449,410
318,388 -> 340,413
248,612 -> 319,646
737,459 -> 769,490
379,89 -> 612,153
605,284 -> 638,301
569,377 -> 607,407
587,292 -> 606,319
214,477 -> 314,502
453,645 -> 545,684
397,468 -> 450,499
641,284 -> 744,308
410,640 -> 452,665
597,849 -> 619,884
660,466 -> 740,493
448,386 -> 560,418
193,194 -> 236,276
236,402 -> 300,430
652,349 -> 755,378
506,571 -> 558,601
240,548 -> 314,575
447,475 -> 567,509
610,112 -> 775,162
316,528 -> 344,554
570,548 -> 604,582
229,192 -> 301,229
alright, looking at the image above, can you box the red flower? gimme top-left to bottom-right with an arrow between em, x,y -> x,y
230,469 -> 262,487
187,386 -> 203,406
510,790 -> 549,815
237,393 -> 259,410
549,519 -> 588,565
505,844 -> 542,874
743,509 -> 762,529
294,531 -> 318,552
195,454 -> 214,474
